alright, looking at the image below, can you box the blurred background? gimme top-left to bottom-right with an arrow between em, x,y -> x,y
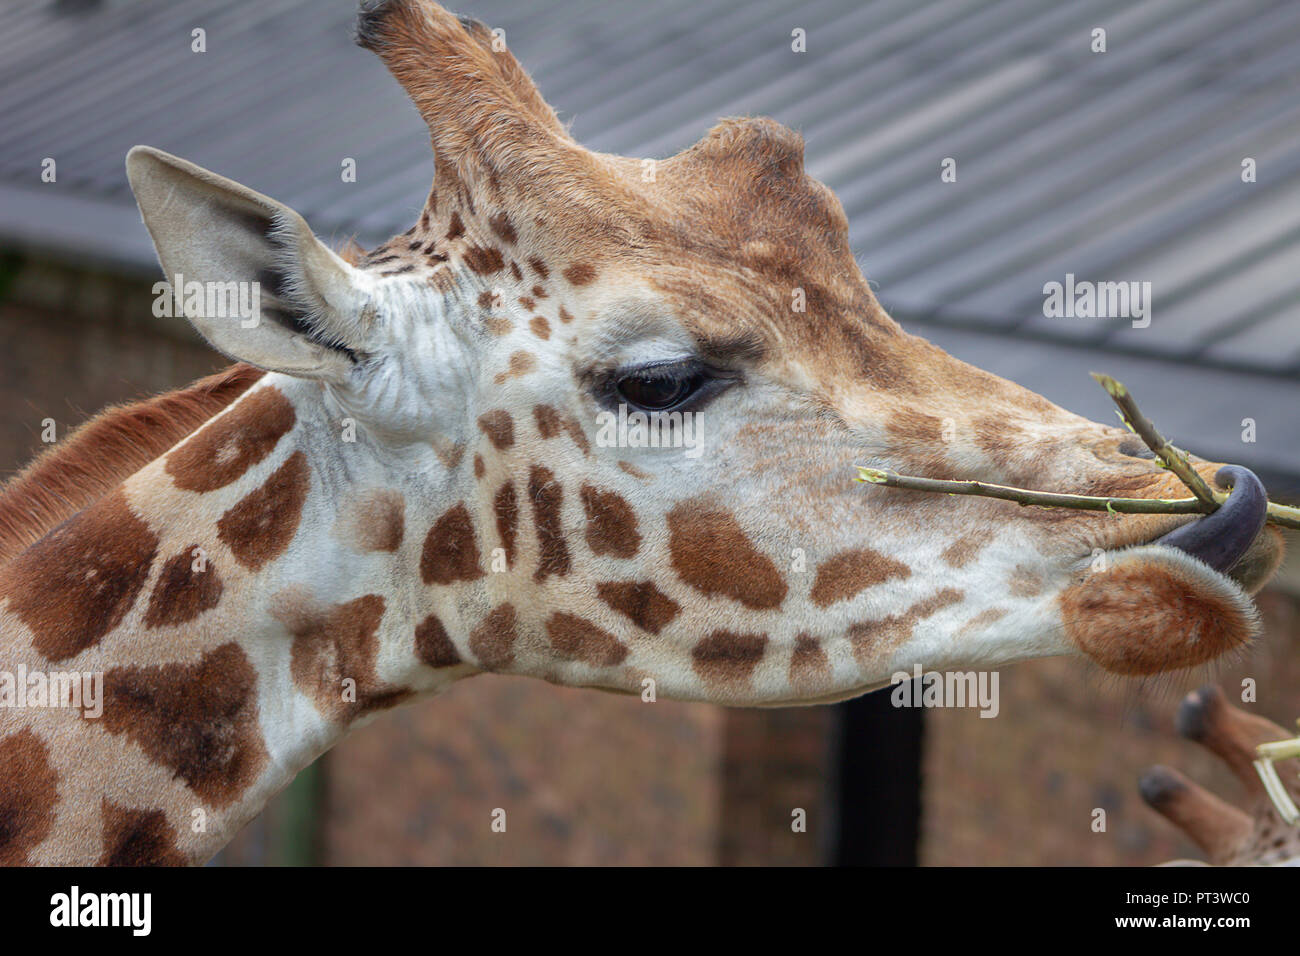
2,0 -> 1299,864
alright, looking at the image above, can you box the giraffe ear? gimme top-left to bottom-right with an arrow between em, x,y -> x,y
126,145 -> 369,380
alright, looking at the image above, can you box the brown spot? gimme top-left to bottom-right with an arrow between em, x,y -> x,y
100,642 -> 269,807
886,411 -> 945,445
693,631 -> 768,689
1009,565 -> 1043,597
338,488 -> 405,553
531,285 -> 548,299
98,800 -> 187,866
464,245 -> 504,275
0,729 -> 59,865
216,451 -> 310,571
529,316 -> 551,339
165,386 -> 296,493
849,589 -> 964,664
473,454 -> 486,479
494,481 -> 518,568
789,634 -> 831,692
974,416 -> 1023,469
618,460 -> 651,480
477,289 -> 498,309
956,607 -> 1008,636
529,465 -> 570,581
580,485 -> 640,558
470,603 -> 517,670
532,405 -> 589,454
428,267 -> 456,293
143,546 -> 223,628
420,503 -> 484,585
941,535 -> 985,569
528,257 -> 549,279
509,260 -> 523,282
494,350 -> 537,385
477,410 -> 515,449
275,591 -> 408,722
0,488 -> 158,662
546,612 -> 629,666
518,296 -> 536,311
445,212 -> 464,240
488,212 -> 517,245
596,580 -> 679,634
667,503 -> 786,609
486,316 -> 512,336
534,404 -> 562,439
558,306 -> 575,324
415,613 -> 461,668
563,418 -> 590,455
435,441 -> 465,471
809,548 -> 910,608
563,263 -> 597,285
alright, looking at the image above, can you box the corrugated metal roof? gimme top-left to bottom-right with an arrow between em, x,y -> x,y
2,0 -> 1299,485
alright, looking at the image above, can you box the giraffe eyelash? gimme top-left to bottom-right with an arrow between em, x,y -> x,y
593,357 -> 739,414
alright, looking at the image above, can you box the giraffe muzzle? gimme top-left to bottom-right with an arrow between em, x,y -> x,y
1060,464 -> 1278,675
1152,465 -> 1268,579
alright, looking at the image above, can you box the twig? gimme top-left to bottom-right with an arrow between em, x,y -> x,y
855,468 -> 1205,516
853,372 -> 1300,531
857,466 -> 1300,529
1254,721 -> 1300,825
1090,372 -> 1219,511
1253,757 -> 1299,825
1268,501 -> 1300,530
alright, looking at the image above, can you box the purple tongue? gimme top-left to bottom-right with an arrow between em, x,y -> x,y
1155,465 -> 1267,573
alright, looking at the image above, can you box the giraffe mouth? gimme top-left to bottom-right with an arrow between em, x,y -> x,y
1150,465 -> 1271,589
1061,464 -> 1281,675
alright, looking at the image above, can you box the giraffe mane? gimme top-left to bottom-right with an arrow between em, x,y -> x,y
0,363 -> 266,566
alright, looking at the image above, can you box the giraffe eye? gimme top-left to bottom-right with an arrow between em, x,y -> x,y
613,361 -> 707,411
603,356 -> 738,413
616,369 -> 702,408
615,363 -> 707,411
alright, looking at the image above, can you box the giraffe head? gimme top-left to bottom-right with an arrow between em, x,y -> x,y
125,0 -> 1281,708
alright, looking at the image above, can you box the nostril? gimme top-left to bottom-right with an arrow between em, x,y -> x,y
1117,439 -> 1155,460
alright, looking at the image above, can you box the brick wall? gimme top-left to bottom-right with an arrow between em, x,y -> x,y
319,677 -> 726,865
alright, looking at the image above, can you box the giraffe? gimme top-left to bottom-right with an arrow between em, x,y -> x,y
0,0 -> 1286,865
1142,684 -> 1300,866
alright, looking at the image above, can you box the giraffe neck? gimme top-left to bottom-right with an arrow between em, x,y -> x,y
0,373 -> 470,865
